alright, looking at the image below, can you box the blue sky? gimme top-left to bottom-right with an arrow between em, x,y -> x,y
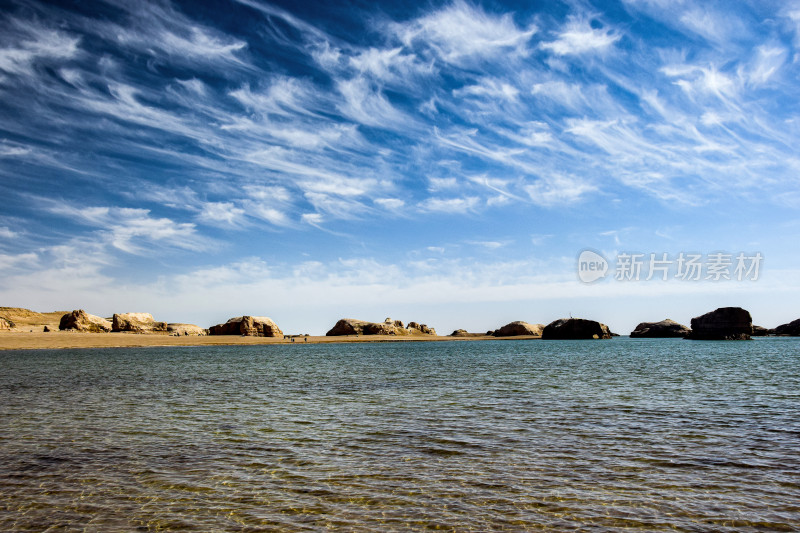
1,0 -> 799,334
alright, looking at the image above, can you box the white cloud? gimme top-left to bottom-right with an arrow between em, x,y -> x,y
229,78 -> 320,118
198,202 -> 246,227
240,186 -> 293,227
304,191 -> 368,219
453,78 -> 520,102
787,8 -> 800,47
541,18 -> 620,55
0,251 -> 37,270
0,22 -> 80,76
96,0 -> 246,65
311,41 -> 342,70
434,128 -> 527,169
142,26 -> 245,63
678,7 -> 748,45
531,80 -> 586,109
747,46 -> 786,86
374,198 -> 405,210
45,204 -> 206,254
232,0 -> 331,43
396,0 -> 536,65
0,141 -> 32,157
497,122 -> 554,147
662,63 -> 739,101
335,77 -> 412,129
427,177 -> 458,191
524,174 -> 596,206
419,196 -> 479,213
245,204 -> 290,226
467,240 -> 507,249
348,47 -> 431,82
301,213 -> 324,225
0,226 -> 17,239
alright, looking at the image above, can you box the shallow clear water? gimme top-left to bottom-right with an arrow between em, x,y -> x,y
1,338 -> 799,531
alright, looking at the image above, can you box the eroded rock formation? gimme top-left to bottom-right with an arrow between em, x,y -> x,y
326,318 -> 411,336
59,310 -> 112,332
209,316 -> 283,337
112,312 -> 168,333
167,323 -> 207,336
686,307 -> 752,340
407,321 -> 437,335
774,319 -> 800,336
630,319 -> 691,338
492,321 -> 544,337
542,318 -> 612,339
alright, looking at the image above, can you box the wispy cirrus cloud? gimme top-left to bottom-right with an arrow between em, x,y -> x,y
43,203 -> 207,254
419,196 -> 480,214
541,17 -> 621,55
0,19 -> 80,77
524,174 -> 597,206
678,6 -> 750,45
93,0 -> 248,66
395,0 -> 536,65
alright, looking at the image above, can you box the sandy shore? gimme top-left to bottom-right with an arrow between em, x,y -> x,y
0,331 -> 533,351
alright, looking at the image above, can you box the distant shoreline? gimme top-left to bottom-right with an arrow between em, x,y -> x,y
0,331 -> 539,351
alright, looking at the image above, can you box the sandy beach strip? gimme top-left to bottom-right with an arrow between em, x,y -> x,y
0,331 -> 537,351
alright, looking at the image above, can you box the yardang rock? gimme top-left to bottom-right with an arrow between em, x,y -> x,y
542,318 -> 612,339
209,316 -> 283,337
686,307 -> 753,340
492,321 -> 544,337
752,325 -> 771,336
407,321 -> 437,335
59,310 -> 112,333
774,319 -> 800,336
167,323 -> 207,336
112,312 -> 168,333
326,318 -> 409,336
630,319 -> 691,338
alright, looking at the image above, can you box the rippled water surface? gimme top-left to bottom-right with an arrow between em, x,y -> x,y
1,338 -> 799,531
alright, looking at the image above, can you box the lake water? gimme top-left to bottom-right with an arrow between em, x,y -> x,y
1,338 -> 799,531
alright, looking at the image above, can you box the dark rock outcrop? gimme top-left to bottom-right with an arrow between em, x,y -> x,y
492,321 -> 544,337
326,318 -> 410,336
630,319 -> 691,338
112,312 -> 168,333
59,309 -> 112,332
774,319 -> 800,336
209,316 -> 283,337
542,318 -> 612,339
686,307 -> 752,340
752,325 -> 771,336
